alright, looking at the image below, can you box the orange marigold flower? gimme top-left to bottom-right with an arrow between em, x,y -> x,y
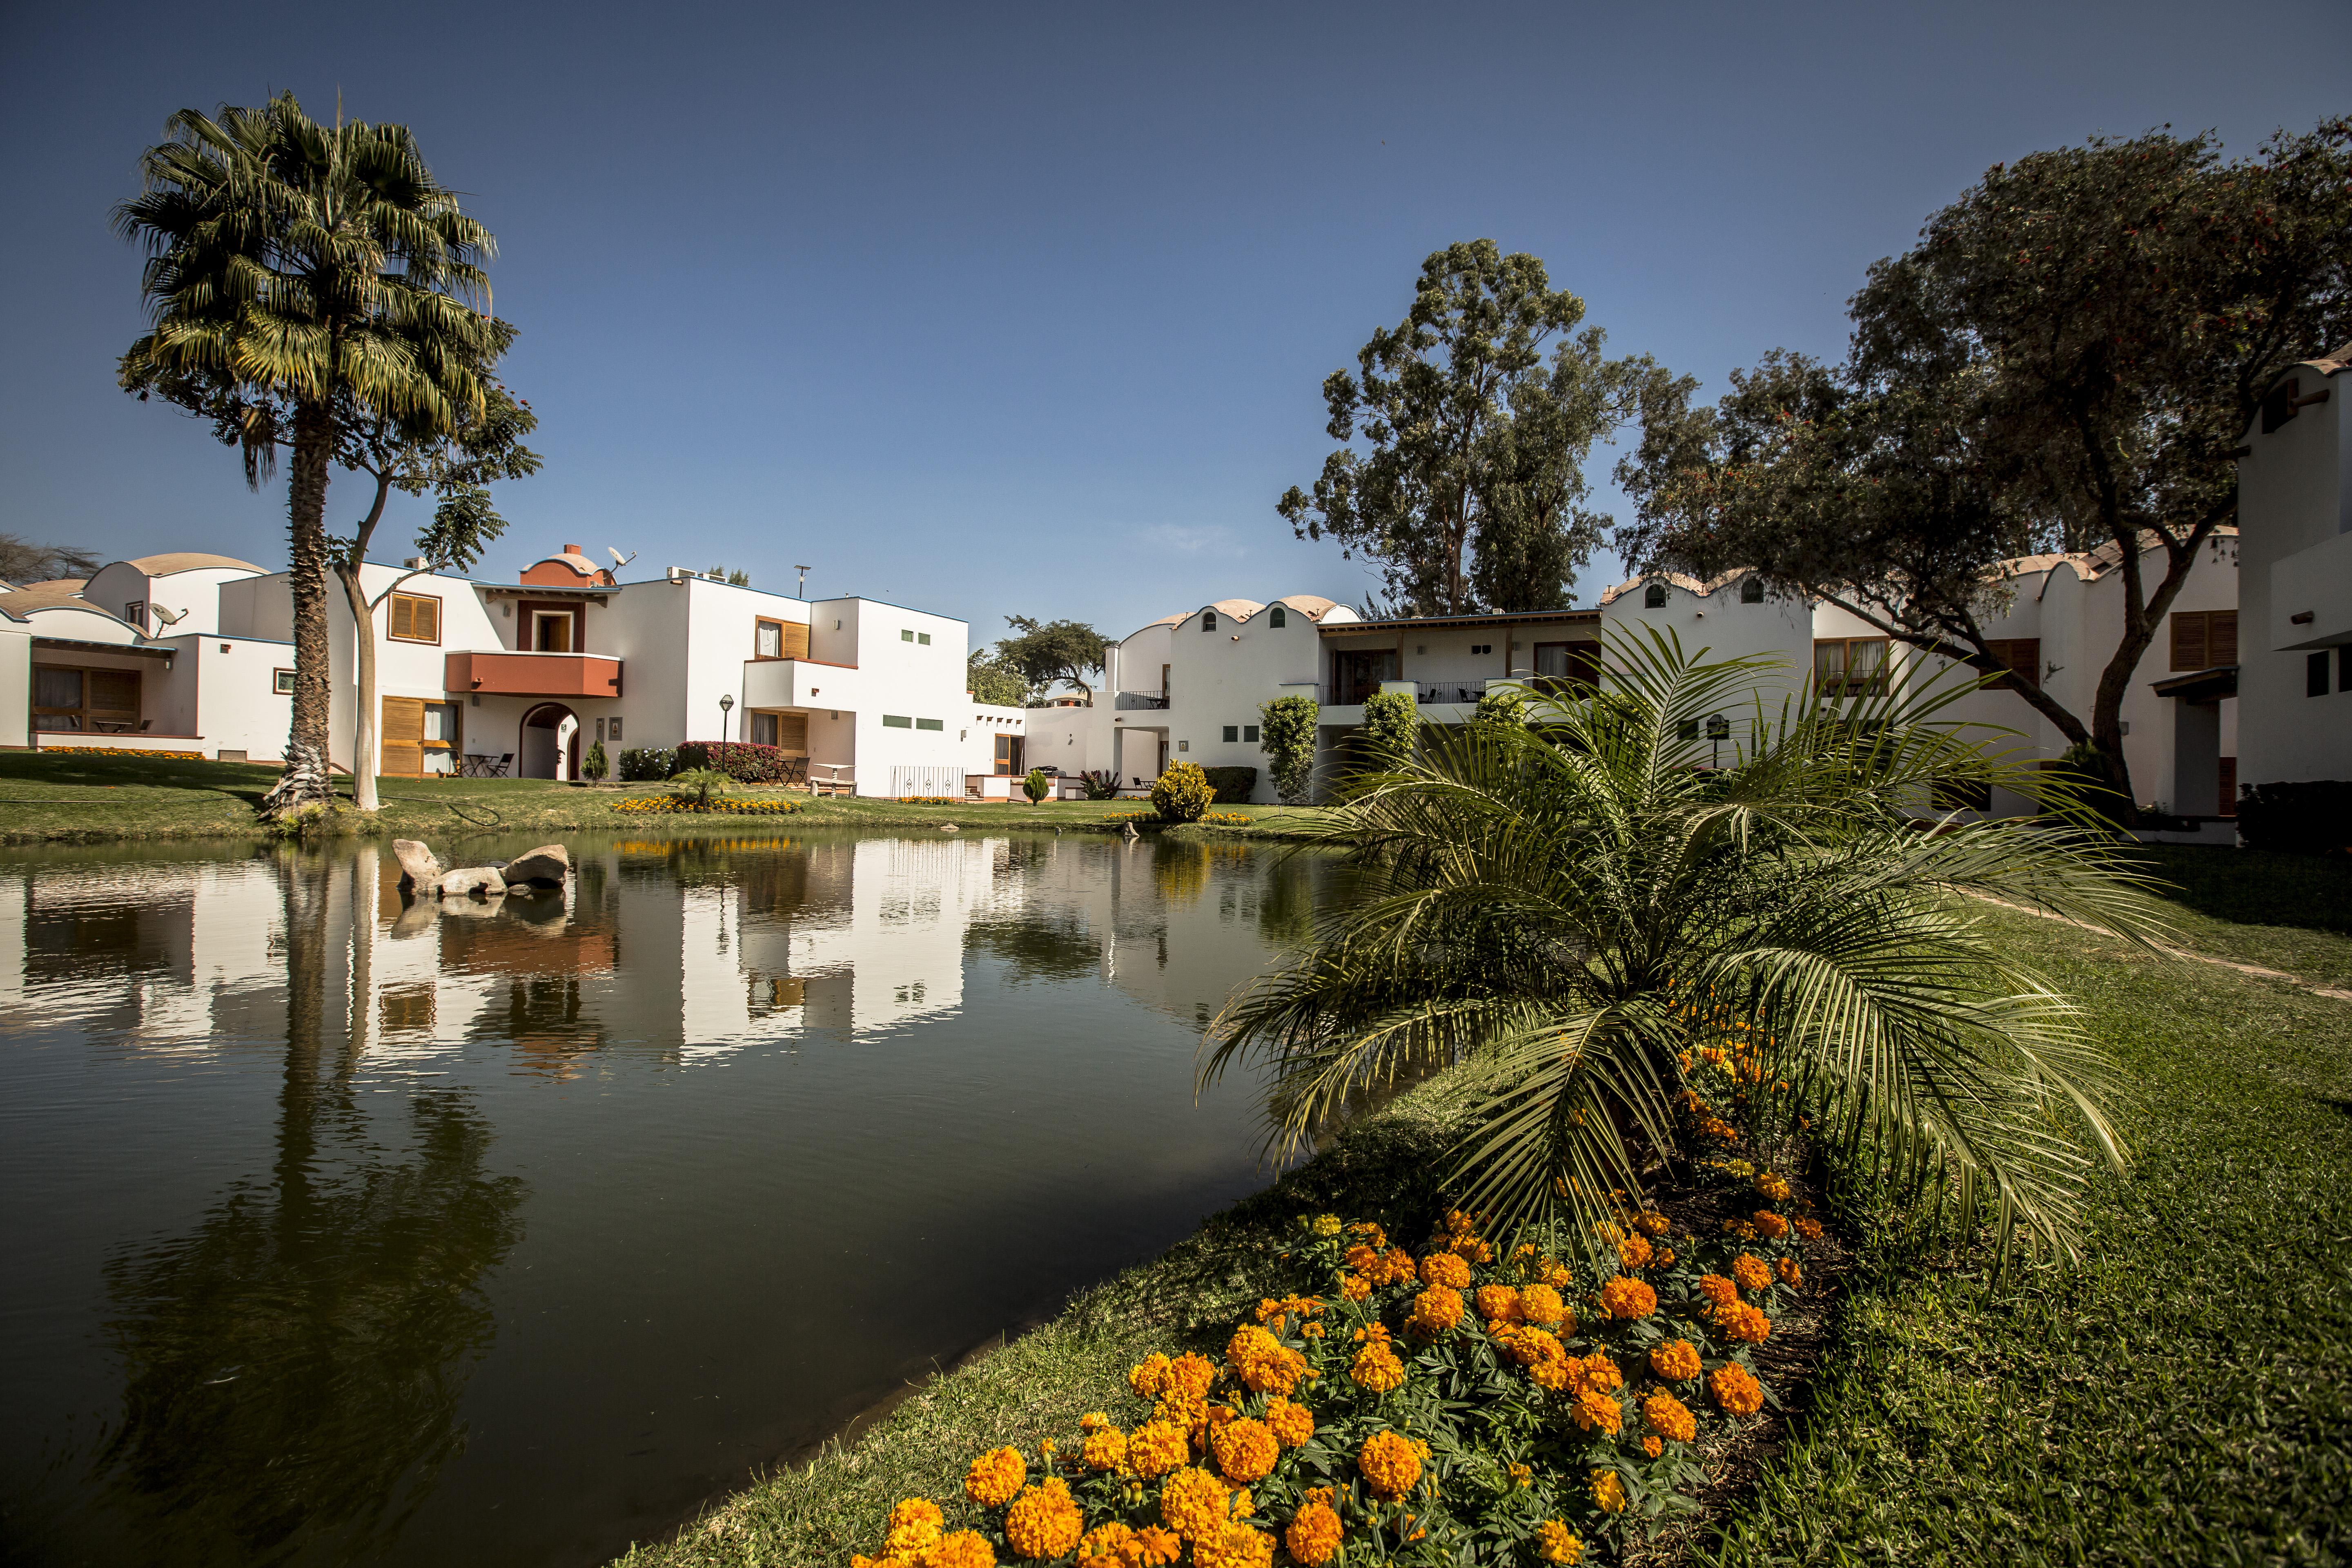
1695,1273 -> 1740,1307
1634,1210 -> 1671,1236
1599,1276 -> 1658,1320
1075,1522 -> 1134,1568
1642,1391 -> 1697,1443
1508,1462 -> 1532,1488
1339,1273 -> 1372,1303
1570,1352 -> 1625,1395
1619,1233 -> 1655,1270
1591,1468 -> 1628,1514
1128,1354 -> 1172,1401
1372,1247 -> 1419,1286
1755,1172 -> 1792,1203
1159,1466 -> 1236,1541
1192,1520 -> 1275,1568
1710,1362 -> 1765,1415
1752,1210 -> 1790,1239
1344,1243 -> 1380,1274
1538,1519 -> 1585,1563
1732,1254 -> 1773,1293
1282,1501 -> 1344,1567
1642,1434 -> 1663,1458
1648,1339 -> 1703,1381
883,1497 -> 944,1557
1655,1245 -> 1677,1267
1349,1341 -> 1406,1394
1127,1526 -> 1183,1566
1226,1324 -> 1310,1396
1516,1282 -> 1569,1328
1778,1256 -> 1802,1287
965,1447 -> 1026,1508
927,1531 -> 998,1568
1004,1479 -> 1084,1560
1264,1398 -> 1314,1448
1127,1420 -> 1191,1480
1081,1425 -> 1127,1472
1209,1418 -> 1278,1484
1404,1286 -> 1465,1339
1165,1353 -> 1217,1402
1356,1430 -> 1421,1498
1419,1251 -> 1472,1290
1080,1411 -> 1111,1432
1793,1216 -> 1824,1241
1571,1389 -> 1623,1434
1474,1284 -> 1522,1323
1716,1301 -> 1772,1343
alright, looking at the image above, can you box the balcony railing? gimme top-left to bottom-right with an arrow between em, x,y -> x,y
445,650 -> 624,699
1114,690 -> 1170,710
1321,681 -> 1512,706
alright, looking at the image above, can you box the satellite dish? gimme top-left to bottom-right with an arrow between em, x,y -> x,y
608,547 -> 636,569
151,604 -> 187,626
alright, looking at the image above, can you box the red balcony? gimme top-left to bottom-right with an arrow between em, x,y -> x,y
445,650 -> 623,698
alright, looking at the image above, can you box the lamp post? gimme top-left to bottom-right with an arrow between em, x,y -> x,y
719,693 -> 734,745
1706,713 -> 1730,770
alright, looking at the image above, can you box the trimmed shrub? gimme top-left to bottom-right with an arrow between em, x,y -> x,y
2237,780 -> 2352,854
675,741 -> 799,783
1150,760 -> 1216,823
617,746 -> 677,782
1472,687 -> 1528,730
1202,765 -> 1258,804
1023,768 -> 1051,804
582,740 -> 609,782
1259,694 -> 1319,804
1360,688 -> 1421,768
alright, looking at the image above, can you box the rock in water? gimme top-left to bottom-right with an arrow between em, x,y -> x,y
938,822 -> 960,833
503,844 -> 571,886
438,866 -> 507,900
392,839 -> 443,890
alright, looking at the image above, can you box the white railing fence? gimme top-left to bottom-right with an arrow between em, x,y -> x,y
890,764 -> 967,799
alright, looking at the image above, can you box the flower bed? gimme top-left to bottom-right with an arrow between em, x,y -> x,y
612,795 -> 804,815
38,747 -> 207,761
853,1187 -> 1817,1567
900,797 -> 964,806
1197,813 -> 1253,828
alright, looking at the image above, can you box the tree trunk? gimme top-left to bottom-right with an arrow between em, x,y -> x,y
340,561 -> 380,812
263,402 -> 337,818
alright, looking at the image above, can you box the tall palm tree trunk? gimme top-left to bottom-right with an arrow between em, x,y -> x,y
265,403 -> 337,816
340,563 -> 382,813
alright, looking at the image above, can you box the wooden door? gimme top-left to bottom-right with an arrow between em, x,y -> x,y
381,696 -> 425,777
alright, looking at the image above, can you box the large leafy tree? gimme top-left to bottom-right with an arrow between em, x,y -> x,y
117,92 -> 501,815
996,616 -> 1106,704
966,649 -> 1031,708
1620,121 -> 2352,808
334,359 -> 540,812
1205,631 -> 2160,1263
1281,240 -> 1683,617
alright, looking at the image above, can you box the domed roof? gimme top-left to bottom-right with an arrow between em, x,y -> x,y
122,553 -> 263,576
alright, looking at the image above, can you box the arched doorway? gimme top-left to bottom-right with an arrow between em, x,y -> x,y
519,703 -> 580,780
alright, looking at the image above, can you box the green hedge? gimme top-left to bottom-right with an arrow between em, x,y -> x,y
2236,779 -> 2352,854
1201,765 -> 1257,804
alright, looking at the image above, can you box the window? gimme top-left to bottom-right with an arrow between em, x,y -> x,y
1932,777 -> 1993,812
1530,642 -> 1600,688
994,733 -> 1025,775
1223,725 -> 1238,742
1243,724 -> 1259,742
2341,645 -> 2352,693
1981,639 -> 2041,690
1269,606 -> 1287,628
752,712 -> 778,746
1677,718 -> 1700,741
918,632 -> 931,646
2311,652 -> 2332,697
1202,610 -> 1217,630
2169,610 -> 2238,671
1740,577 -> 1765,604
1815,637 -> 1889,695
755,619 -> 784,659
531,611 -> 574,652
882,714 -> 912,728
273,668 -> 296,695
125,601 -> 146,630
388,592 -> 442,644
1644,582 -> 1668,608
1470,643 -> 1492,655
901,628 -> 914,641
916,717 -> 943,731
32,666 -> 139,731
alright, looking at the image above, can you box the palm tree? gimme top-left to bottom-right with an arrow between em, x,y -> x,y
1203,630 -> 2162,1265
117,93 -> 499,816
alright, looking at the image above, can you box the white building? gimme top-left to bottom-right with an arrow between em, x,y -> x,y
3,542 -> 1027,797
2233,344 -> 2350,793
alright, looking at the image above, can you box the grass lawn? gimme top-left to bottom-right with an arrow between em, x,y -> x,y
609,851 -> 2352,1568
0,751 -> 1326,846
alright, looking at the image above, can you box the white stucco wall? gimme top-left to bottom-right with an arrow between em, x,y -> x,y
2238,362 -> 2352,788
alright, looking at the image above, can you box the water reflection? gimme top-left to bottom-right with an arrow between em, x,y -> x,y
1,830 -> 1336,1568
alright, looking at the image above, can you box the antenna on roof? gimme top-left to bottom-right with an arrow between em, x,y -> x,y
795,564 -> 811,597
608,547 -> 636,570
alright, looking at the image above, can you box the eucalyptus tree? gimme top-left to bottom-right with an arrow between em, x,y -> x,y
1280,240 -> 1686,616
117,92 -> 503,815
997,617 -> 1106,704
1621,120 -> 2352,809
1203,631 -> 2163,1265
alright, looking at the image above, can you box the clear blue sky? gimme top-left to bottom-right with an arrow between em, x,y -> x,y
4,1 -> 2345,648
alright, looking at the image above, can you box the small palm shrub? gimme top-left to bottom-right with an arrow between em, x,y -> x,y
669,767 -> 733,808
1206,630 -> 2160,1265
1152,761 -> 1216,823
1079,768 -> 1123,801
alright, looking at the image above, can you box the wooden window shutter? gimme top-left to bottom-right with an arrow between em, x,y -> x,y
775,713 -> 808,752
89,670 -> 141,717
381,696 -> 425,776
782,621 -> 809,660
389,595 -> 414,640
2208,610 -> 2237,666
413,596 -> 439,643
2169,612 -> 2206,672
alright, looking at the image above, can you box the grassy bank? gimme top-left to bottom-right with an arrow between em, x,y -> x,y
609,852 -> 2352,1568
0,751 -> 1325,846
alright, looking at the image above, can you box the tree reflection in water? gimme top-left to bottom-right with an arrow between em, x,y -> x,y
93,853 -> 526,1567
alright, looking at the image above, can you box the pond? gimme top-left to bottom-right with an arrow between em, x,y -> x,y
0,829 -> 1336,1567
